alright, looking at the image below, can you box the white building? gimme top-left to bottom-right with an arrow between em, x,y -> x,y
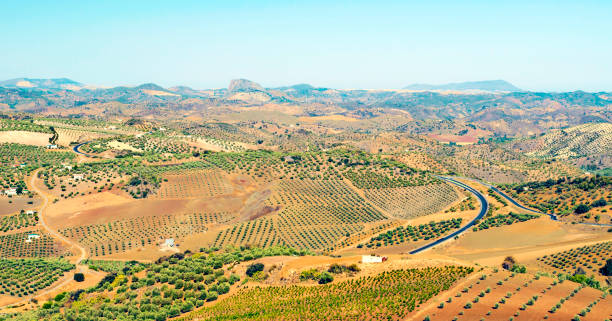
25,233 -> 40,243
26,210 -> 35,215
46,144 -> 58,149
73,174 -> 84,181
4,188 -> 17,196
362,255 -> 387,263
163,238 -> 175,247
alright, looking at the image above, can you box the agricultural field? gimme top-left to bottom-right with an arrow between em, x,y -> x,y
362,218 -> 463,249
364,183 -> 458,219
8,246 -> 309,321
0,211 -> 38,233
154,170 -> 233,199
183,266 -> 473,321
59,212 -> 226,257
0,231 -> 70,258
533,241 -> 612,284
0,258 -> 74,297
0,110 -> 608,320
472,212 -> 539,232
0,143 -> 74,190
412,268 -> 611,321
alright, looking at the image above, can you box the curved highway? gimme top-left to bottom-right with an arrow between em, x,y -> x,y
72,141 -> 95,157
409,176 -> 489,254
464,177 -> 612,228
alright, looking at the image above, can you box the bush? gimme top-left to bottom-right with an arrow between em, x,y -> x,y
318,272 -> 334,284
600,259 -> 612,276
574,204 -> 590,214
246,263 -> 264,277
74,273 -> 85,282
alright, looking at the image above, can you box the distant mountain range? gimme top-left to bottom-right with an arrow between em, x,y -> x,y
403,80 -> 521,92
0,77 -> 610,137
0,78 -> 85,90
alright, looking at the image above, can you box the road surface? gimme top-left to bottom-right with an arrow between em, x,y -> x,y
409,176 -> 489,254
72,141 -> 95,157
463,177 -> 612,227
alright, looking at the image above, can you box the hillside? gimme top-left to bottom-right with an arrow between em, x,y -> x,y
510,122 -> 612,170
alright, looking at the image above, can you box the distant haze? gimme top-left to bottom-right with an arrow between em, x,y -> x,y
1,1 -> 611,92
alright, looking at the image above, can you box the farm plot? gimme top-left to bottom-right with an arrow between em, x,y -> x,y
185,266 -> 473,321
364,183 -> 459,219
213,216 -> 283,249
0,143 -> 74,190
271,179 -> 386,250
0,131 -> 53,147
414,269 -> 610,321
0,211 -> 38,233
16,246 -> 308,321
213,179 -> 387,251
54,127 -> 112,146
472,212 -> 539,232
363,218 -> 462,249
0,231 -> 70,258
0,119 -> 52,134
535,241 -> 611,282
60,212 -> 227,256
0,258 -> 74,297
154,170 -> 233,199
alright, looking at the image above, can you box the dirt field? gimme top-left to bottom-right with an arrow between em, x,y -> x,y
0,196 -> 42,216
0,131 -> 52,146
432,216 -> 612,267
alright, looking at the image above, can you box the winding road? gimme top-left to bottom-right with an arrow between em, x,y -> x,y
409,176 -> 489,254
463,177 -> 612,228
72,141 -> 95,157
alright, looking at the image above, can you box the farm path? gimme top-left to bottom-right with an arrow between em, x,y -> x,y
0,170 -> 97,310
28,169 -> 88,266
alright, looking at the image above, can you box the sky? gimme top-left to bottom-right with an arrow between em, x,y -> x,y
1,0 -> 611,91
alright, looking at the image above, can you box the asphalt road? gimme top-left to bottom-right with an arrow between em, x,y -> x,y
467,177 -> 612,228
409,176 -> 489,254
72,141 -> 94,157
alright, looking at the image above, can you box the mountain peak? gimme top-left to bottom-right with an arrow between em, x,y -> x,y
228,79 -> 265,93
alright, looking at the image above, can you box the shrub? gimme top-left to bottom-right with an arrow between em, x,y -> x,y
246,263 -> 264,277
318,272 -> 334,284
74,273 -> 85,282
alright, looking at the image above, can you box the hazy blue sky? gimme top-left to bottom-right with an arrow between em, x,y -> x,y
1,0 -> 610,91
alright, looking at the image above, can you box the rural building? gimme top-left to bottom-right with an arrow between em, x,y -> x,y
73,174 -> 84,181
46,144 -> 58,149
362,255 -> 387,263
25,233 -> 40,243
4,188 -> 17,196
63,164 -> 73,170
163,238 -> 175,247
26,210 -> 35,215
